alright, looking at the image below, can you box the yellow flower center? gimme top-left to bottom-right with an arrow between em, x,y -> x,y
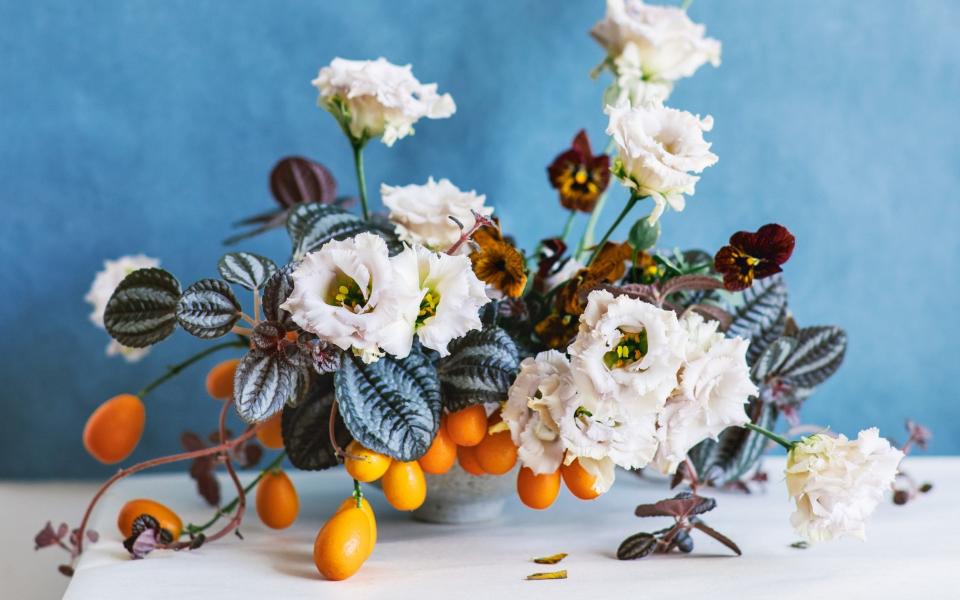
416,289 -> 440,326
603,329 -> 648,369
327,277 -> 367,311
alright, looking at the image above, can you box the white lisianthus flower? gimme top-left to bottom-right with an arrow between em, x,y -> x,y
569,290 -> 686,417
557,396 -> 659,473
603,42 -> 673,107
85,254 -> 160,362
381,178 -> 493,252
654,313 -> 757,474
312,57 -> 456,147
281,233 -> 420,363
503,351 -> 575,475
392,244 -> 489,357
591,0 -> 721,82
606,101 -> 717,223
785,428 -> 903,542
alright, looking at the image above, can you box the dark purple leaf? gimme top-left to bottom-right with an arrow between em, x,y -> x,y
241,442 -> 263,468
269,156 -> 337,207
635,494 -> 716,519
58,565 -> 75,577
86,530 -> 99,543
690,517 -> 741,556
34,522 -> 59,550
125,528 -> 159,559
309,341 -> 341,374
617,532 -> 657,560
189,533 -> 205,550
181,431 -> 206,452
660,275 -> 724,298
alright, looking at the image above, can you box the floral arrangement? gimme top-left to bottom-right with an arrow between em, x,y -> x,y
37,0 -> 920,582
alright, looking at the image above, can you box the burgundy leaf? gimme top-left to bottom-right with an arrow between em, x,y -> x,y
660,275 -> 724,298
242,442 -> 263,467
86,530 -> 99,543
181,431 -> 206,452
690,517 -> 742,556
34,522 -> 59,550
125,528 -> 159,560
309,341 -> 342,375
58,565 -> 75,577
57,522 -> 69,539
687,304 -> 733,330
269,156 -> 337,207
635,494 -> 717,519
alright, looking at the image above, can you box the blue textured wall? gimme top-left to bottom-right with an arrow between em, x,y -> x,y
1,1 -> 957,477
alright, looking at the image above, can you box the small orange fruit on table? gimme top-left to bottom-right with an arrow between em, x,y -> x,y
117,498 -> 182,541
517,467 -> 562,510
445,404 -> 487,447
344,441 -> 392,483
381,460 -> 427,511
418,417 -> 456,475
205,358 -> 240,400
313,506 -> 372,581
255,469 -> 299,529
561,458 -> 602,500
83,393 -> 146,464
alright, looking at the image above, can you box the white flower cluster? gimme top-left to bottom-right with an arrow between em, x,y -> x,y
282,232 -> 489,363
504,289 -> 756,494
381,178 -> 493,253
786,429 -> 903,542
85,254 -> 161,362
312,57 -> 456,147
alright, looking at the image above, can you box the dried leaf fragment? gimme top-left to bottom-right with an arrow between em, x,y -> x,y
526,570 -> 567,581
532,553 -> 567,565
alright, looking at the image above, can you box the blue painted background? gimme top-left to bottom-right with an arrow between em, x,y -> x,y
1,1 -> 957,478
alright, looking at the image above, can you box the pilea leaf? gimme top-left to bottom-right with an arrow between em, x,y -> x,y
751,337 -> 798,383
217,252 -> 278,291
281,375 -> 351,471
617,533 -> 657,560
176,279 -> 242,339
437,326 -> 520,411
286,203 -> 401,260
104,268 -> 181,347
775,326 -> 847,399
334,347 -> 441,462
233,349 -> 308,423
261,263 -> 297,327
726,274 -> 788,365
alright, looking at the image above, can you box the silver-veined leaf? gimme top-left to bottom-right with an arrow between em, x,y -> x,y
776,326 -> 847,399
281,375 -> 351,471
727,275 -> 788,365
103,268 -> 181,347
688,399 -> 777,486
286,204 -> 401,260
176,279 -> 242,339
217,252 -> 277,291
261,263 -> 297,327
751,337 -> 798,383
234,349 -> 308,423
437,326 -> 520,411
334,348 -> 441,461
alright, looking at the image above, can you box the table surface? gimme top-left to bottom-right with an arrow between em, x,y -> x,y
3,457 -> 957,600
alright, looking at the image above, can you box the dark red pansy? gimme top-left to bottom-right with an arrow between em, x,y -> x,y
547,130 -> 611,213
714,224 -> 795,291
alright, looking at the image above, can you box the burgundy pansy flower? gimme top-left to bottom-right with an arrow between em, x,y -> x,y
714,224 -> 795,291
547,130 -> 610,212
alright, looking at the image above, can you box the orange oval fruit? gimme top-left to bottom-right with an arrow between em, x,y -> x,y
336,496 -> 377,547
255,469 -> 299,529
418,418 -> 456,475
344,441 -> 392,483
205,358 -> 240,400
474,427 -> 517,475
256,412 -> 284,450
381,461 -> 427,511
457,444 -> 487,476
561,458 -> 601,500
445,405 -> 488,447
313,507 -> 371,581
117,498 -> 182,541
83,394 -> 145,464
517,467 -> 561,510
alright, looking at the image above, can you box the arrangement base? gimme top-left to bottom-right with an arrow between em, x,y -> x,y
412,496 -> 507,524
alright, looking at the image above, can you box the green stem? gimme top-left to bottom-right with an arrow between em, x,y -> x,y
681,0 -> 694,10
353,479 -> 363,508
744,423 -> 795,451
351,141 -> 370,222
138,339 -> 246,399
560,210 -> 576,242
576,137 -> 619,261
184,451 -> 287,536
586,193 -> 643,267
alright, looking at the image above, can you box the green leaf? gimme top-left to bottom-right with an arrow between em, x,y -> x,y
776,326 -> 847,399
176,279 -> 242,339
335,347 -> 441,461
437,326 -> 520,411
217,252 -> 278,291
234,349 -> 308,423
286,204 -> 401,260
727,275 -> 788,365
628,217 -> 660,252
281,375 -> 351,471
104,268 -> 181,348
261,263 -> 297,327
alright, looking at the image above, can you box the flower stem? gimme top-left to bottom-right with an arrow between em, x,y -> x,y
577,137 -> 619,260
351,141 -> 370,222
744,422 -> 795,451
138,339 -> 247,399
560,210 -> 576,242
353,479 -> 363,508
586,192 -> 643,267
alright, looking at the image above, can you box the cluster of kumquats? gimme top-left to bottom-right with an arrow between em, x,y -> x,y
78,356 -> 604,581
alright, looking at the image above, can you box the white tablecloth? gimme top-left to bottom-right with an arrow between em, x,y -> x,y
5,457 -> 956,599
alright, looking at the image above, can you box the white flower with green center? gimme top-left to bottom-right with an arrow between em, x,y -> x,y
569,289 -> 686,417
281,233 -> 420,363
381,178 -> 493,253
602,41 -> 673,108
85,254 -> 160,362
785,428 -> 903,542
654,313 -> 757,474
312,57 -> 456,147
392,244 -> 489,357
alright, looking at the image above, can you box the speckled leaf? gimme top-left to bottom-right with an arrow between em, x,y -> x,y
617,533 -> 657,560
776,326 -> 847,399
727,275 -> 788,364
437,326 -> 520,411
335,348 -> 441,461
282,375 -> 350,471
751,337 -> 798,383
286,204 -> 402,260
176,279 -> 241,339
261,263 -> 297,327
234,349 -> 308,423
104,268 -> 181,347
218,252 -> 278,291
